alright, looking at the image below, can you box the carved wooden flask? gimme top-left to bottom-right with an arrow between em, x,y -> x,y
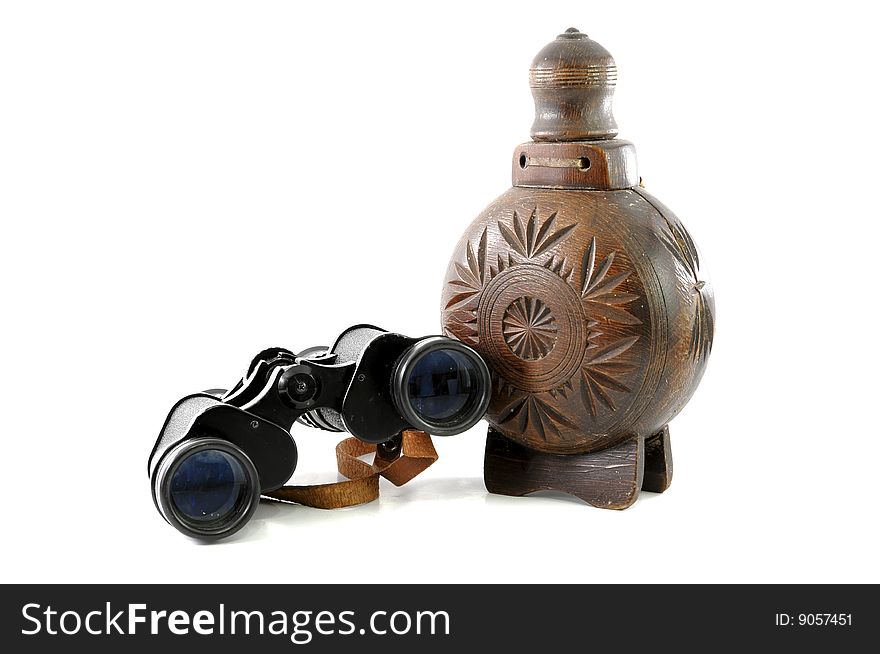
440,28 -> 714,509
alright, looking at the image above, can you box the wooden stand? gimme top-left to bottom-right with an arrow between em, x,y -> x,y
483,426 -> 672,509
642,426 -> 673,493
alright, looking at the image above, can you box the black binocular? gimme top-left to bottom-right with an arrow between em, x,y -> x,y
148,325 -> 491,540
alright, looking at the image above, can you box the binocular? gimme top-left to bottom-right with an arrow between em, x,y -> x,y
148,325 -> 491,540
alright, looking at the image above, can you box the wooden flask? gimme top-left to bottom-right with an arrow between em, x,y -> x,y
440,28 -> 714,509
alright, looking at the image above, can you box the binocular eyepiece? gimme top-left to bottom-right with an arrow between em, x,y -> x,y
148,325 -> 491,540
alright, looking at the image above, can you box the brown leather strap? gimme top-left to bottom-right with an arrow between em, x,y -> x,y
262,430 -> 438,509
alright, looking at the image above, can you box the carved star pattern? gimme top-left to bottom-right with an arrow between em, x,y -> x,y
639,189 -> 714,365
502,297 -> 557,360
444,208 -> 643,440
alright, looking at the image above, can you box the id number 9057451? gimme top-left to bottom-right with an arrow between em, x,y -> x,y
775,613 -> 852,627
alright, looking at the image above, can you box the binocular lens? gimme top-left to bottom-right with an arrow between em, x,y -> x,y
407,348 -> 480,422
395,338 -> 491,436
154,438 -> 260,540
170,450 -> 249,525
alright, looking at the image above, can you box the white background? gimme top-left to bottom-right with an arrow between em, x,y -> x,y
1,1 -> 878,584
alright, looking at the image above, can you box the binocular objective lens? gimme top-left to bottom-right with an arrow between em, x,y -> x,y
169,450 -> 249,525
407,348 -> 480,423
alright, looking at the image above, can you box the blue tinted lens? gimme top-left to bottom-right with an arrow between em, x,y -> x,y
407,348 -> 478,423
169,450 -> 249,524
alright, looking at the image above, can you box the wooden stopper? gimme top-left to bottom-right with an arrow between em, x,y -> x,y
530,27 -> 619,142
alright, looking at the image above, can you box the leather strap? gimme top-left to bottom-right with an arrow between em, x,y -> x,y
262,430 -> 438,509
